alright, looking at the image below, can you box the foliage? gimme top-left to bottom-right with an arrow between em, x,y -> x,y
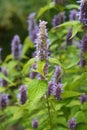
0,0 -> 87,130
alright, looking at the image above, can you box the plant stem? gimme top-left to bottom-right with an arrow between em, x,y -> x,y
46,95 -> 53,130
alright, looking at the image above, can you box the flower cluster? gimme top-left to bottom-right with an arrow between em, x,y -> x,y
52,12 -> 66,27
11,35 -> 22,60
47,66 -> 63,99
35,20 -> 50,79
27,12 -> 38,43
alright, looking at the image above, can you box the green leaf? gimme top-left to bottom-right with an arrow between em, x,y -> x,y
37,60 -> 46,77
22,37 -> 34,56
37,2 -> 54,19
62,91 -> 81,98
22,58 -> 35,74
56,21 -> 81,29
28,79 -> 47,109
74,111 -> 87,123
49,57 -> 63,67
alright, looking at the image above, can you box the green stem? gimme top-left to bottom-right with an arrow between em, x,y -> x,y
46,95 -> 53,130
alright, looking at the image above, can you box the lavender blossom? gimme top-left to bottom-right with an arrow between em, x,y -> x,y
1,67 -> 8,86
29,63 -> 37,79
66,28 -> 73,46
52,66 -> 62,84
81,34 -> 87,52
68,118 -> 76,130
11,35 -> 22,60
32,118 -> 38,129
47,81 -> 54,97
79,93 -> 87,104
52,12 -> 66,27
36,20 -> 50,79
0,93 -> 9,109
18,85 -> 28,105
79,0 -> 87,26
69,10 -> 78,21
27,12 -> 38,43
53,83 -> 63,100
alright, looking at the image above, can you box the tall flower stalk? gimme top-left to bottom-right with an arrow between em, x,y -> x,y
35,20 -> 50,79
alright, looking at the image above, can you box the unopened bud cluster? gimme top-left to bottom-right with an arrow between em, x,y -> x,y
47,66 -> 63,99
11,35 -> 22,60
52,12 -> 66,27
28,12 -> 38,43
18,85 -> 28,105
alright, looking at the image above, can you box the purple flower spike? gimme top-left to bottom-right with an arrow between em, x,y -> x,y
35,20 -> 50,79
66,28 -> 73,46
68,118 -> 76,130
0,93 -> 9,109
53,83 -> 63,100
52,12 -> 66,27
29,63 -> 37,79
79,0 -> 87,26
32,118 -> 38,129
1,67 -> 8,87
18,85 -> 28,105
11,35 -> 22,60
69,10 -> 78,21
47,81 -> 54,97
79,93 -> 87,104
81,34 -> 87,52
53,66 -> 62,84
27,12 -> 38,43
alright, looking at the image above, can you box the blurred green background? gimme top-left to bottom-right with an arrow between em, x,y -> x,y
0,0 -> 47,58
